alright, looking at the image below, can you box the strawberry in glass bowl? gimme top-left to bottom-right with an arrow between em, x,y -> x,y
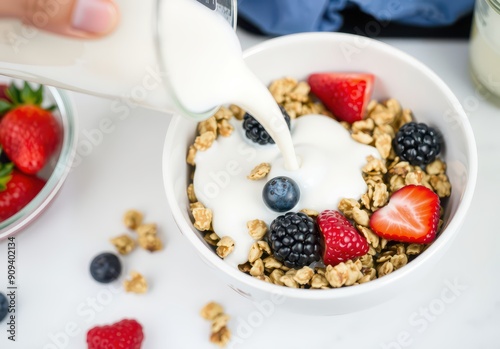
0,79 -> 77,239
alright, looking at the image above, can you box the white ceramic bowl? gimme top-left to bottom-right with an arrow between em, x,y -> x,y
162,33 -> 477,315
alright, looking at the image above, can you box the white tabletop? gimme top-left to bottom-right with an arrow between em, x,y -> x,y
0,29 -> 499,349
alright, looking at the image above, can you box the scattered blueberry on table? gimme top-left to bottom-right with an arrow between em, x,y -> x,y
90,252 -> 122,283
0,292 -> 8,323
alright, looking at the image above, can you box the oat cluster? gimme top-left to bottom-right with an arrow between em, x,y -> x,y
110,234 -> 136,256
110,209 -> 164,254
200,302 -> 231,348
247,162 -> 271,180
123,271 -> 148,294
269,77 -> 332,119
185,77 -> 452,289
186,107 -> 237,166
108,209 -> 165,294
136,223 -> 163,252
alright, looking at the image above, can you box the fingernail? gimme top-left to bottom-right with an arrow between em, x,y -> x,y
71,0 -> 118,34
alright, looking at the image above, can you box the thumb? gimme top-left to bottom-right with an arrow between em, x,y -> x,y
5,0 -> 120,38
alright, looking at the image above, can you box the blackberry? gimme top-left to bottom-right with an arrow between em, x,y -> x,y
0,292 -> 7,323
268,212 -> 322,268
90,252 -> 122,283
242,106 -> 291,145
262,176 -> 300,213
393,122 -> 441,166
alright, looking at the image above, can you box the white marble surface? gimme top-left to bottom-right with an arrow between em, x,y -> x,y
0,29 -> 499,348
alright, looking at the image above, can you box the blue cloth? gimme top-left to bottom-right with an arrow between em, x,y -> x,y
238,0 -> 475,35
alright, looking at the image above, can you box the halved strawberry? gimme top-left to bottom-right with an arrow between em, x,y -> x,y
307,72 -> 374,123
317,210 -> 369,266
369,185 -> 440,244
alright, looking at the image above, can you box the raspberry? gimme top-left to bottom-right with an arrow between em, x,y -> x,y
87,319 -> 144,349
268,212 -> 322,268
317,210 -> 369,266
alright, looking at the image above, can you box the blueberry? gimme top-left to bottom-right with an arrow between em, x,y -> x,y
90,252 -> 122,283
0,293 -> 7,323
262,176 -> 300,212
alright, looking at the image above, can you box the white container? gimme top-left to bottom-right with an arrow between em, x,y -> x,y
163,33 -> 478,315
0,0 -> 236,118
470,0 -> 500,99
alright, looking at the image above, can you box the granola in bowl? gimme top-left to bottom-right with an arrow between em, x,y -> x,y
185,74 -> 451,290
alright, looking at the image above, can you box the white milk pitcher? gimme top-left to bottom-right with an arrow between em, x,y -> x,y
0,0 -> 237,119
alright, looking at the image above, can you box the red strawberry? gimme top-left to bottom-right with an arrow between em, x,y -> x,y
317,210 -> 369,266
0,163 -> 46,222
308,72 -> 374,123
0,82 -> 61,174
369,185 -> 440,244
87,319 -> 144,349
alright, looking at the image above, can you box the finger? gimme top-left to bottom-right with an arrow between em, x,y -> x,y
18,0 -> 120,38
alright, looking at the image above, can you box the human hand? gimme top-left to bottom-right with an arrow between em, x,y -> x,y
0,0 -> 119,38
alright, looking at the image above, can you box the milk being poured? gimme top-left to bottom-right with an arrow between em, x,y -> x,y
0,0 -> 374,265
161,1 -> 377,267
161,0 -> 299,170
0,0 -> 296,165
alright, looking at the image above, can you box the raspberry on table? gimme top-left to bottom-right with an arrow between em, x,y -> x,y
87,319 -> 144,349
242,105 -> 291,145
268,212 -> 322,268
393,122 -> 441,166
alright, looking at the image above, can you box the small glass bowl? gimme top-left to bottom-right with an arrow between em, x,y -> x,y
0,81 -> 78,240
